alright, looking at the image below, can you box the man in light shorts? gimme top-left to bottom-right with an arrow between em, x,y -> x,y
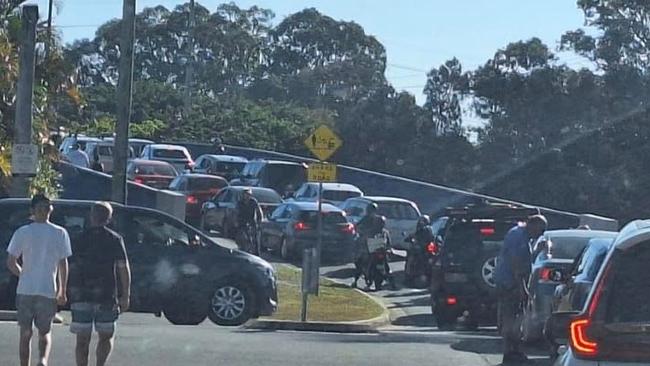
6,194 -> 72,366
68,202 -> 131,366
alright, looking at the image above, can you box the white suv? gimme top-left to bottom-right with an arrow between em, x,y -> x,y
548,219 -> 650,366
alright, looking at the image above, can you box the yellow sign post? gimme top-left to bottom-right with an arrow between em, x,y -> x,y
304,125 -> 342,161
307,163 -> 337,183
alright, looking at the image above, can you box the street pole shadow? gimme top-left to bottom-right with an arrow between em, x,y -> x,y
451,338 -> 553,366
391,313 -> 435,327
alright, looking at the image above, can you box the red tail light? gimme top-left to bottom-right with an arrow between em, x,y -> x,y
540,268 -> 552,281
446,296 -> 458,305
480,227 -> 495,236
570,318 -> 598,356
134,177 -> 144,184
294,222 -> 310,231
186,195 -> 198,204
426,242 -> 439,254
341,223 -> 355,234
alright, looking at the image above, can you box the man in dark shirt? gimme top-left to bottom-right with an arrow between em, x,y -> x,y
494,214 -> 547,365
69,202 -> 131,366
236,188 -> 262,228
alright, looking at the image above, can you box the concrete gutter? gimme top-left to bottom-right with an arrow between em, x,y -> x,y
0,311 -> 65,324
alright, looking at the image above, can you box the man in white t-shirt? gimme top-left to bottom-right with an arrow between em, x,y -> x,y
6,194 -> 72,366
65,142 -> 90,169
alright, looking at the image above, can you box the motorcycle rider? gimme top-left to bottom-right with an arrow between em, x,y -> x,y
404,215 -> 436,285
236,188 -> 262,253
351,204 -> 394,289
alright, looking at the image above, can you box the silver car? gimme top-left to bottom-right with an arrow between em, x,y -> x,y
548,220 -> 650,366
292,182 -> 363,207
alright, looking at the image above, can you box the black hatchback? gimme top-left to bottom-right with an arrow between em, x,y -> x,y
0,199 -> 277,327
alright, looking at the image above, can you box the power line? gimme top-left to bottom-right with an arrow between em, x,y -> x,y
387,63 -> 428,73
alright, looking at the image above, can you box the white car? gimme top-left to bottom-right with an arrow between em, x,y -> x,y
340,196 -> 421,250
58,135 -> 101,154
548,219 -> 650,366
140,144 -> 194,173
292,182 -> 363,206
85,141 -> 135,173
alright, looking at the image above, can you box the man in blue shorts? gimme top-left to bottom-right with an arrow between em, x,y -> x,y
68,202 -> 131,366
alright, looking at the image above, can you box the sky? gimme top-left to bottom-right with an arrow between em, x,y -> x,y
27,0 -> 592,106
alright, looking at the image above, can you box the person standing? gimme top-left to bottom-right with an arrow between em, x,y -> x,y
494,215 -> 548,365
6,194 -> 72,366
68,202 -> 131,366
65,142 -> 90,169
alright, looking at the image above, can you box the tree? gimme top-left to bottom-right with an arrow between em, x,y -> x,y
423,58 -> 468,136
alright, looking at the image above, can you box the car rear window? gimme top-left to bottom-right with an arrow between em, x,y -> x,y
189,178 -> 228,191
153,149 -> 188,159
298,211 -> 347,225
378,202 -> 420,220
135,164 -> 177,176
214,162 -> 246,173
252,189 -> 282,204
547,236 -> 593,260
605,244 -> 650,323
97,145 -> 112,155
322,190 -> 361,202
266,164 -> 306,189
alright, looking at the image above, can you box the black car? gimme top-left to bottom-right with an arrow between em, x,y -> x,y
229,160 -> 308,197
259,202 -> 355,261
200,186 -> 283,238
0,199 -> 277,327
429,203 -> 540,329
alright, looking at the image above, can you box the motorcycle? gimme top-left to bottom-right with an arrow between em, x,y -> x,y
353,233 -> 395,290
403,234 -> 440,287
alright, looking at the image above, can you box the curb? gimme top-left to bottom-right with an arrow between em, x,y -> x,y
245,264 -> 391,333
0,311 -> 65,324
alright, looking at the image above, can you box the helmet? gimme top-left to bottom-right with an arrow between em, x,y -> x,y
367,202 -> 379,214
378,215 -> 387,230
417,215 -> 431,228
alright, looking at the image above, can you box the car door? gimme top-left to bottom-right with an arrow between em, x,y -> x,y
220,189 -> 239,231
123,209 -> 195,311
207,189 -> 231,229
261,204 -> 287,249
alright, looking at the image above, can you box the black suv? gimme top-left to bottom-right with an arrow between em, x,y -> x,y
0,199 -> 277,326
429,203 -> 541,329
229,159 -> 307,196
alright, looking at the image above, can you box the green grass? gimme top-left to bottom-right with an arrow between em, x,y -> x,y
267,264 -> 385,322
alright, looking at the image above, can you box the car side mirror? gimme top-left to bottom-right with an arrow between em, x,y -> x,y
549,268 -> 564,282
545,311 -> 581,346
203,201 -> 217,211
189,234 -> 201,247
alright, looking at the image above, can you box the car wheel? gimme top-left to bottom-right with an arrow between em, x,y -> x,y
163,285 -> 208,326
280,237 -> 292,260
207,280 -> 254,326
475,252 -> 499,293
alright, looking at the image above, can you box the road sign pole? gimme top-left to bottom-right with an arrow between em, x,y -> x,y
300,289 -> 308,322
317,178 -> 323,288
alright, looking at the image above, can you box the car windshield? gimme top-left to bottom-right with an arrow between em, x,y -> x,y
545,236 -> 594,260
377,202 -> 419,220
135,164 -> 177,176
252,189 -> 282,204
188,178 -> 227,191
605,244 -> 650,323
153,149 -> 187,159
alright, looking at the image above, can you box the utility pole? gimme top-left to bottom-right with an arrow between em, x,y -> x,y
45,0 -> 53,57
111,0 -> 136,204
10,5 -> 39,198
183,0 -> 195,116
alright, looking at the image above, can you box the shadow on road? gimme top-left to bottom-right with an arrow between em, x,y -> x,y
391,314 -> 434,327
322,267 -> 355,279
451,338 -> 552,365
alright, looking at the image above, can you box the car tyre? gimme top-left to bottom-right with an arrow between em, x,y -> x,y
434,302 -> 456,330
475,251 -> 499,294
207,280 -> 255,326
163,284 -> 208,326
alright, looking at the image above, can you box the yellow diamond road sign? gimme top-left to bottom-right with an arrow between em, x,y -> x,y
305,125 -> 342,161
308,163 -> 337,182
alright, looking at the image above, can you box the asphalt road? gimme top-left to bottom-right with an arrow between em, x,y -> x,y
0,313 -> 552,366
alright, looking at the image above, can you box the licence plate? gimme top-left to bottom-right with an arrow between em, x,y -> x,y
444,273 -> 469,283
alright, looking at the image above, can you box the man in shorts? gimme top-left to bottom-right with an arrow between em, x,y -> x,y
6,194 -> 72,366
68,202 -> 131,366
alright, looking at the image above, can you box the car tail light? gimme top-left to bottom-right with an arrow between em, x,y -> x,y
294,222 -> 310,231
540,268 -> 552,281
341,223 -> 355,234
426,242 -> 439,254
570,318 -> 598,356
446,296 -> 458,305
186,195 -> 198,204
480,227 -> 495,236
134,177 -> 144,184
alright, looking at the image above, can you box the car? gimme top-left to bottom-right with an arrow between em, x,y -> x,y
201,186 -> 283,238
547,220 -> 650,366
192,154 -> 248,181
551,237 -> 616,313
259,202 -> 355,261
85,140 -> 136,173
521,229 -> 618,342
429,203 -> 540,329
0,198 -> 277,327
229,160 -> 308,197
127,159 -> 179,189
340,196 -> 422,250
140,144 -> 194,173
168,174 -> 229,225
96,137 -> 154,157
292,182 -> 363,206
59,135 -> 101,154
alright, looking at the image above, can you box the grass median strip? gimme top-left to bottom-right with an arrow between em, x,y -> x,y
267,264 -> 384,322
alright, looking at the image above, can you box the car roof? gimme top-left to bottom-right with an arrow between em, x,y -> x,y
200,154 -> 248,163
249,159 -> 305,166
355,196 -> 416,204
129,159 -> 174,166
178,173 -> 228,181
543,229 -> 618,239
303,182 -> 362,192
612,219 -> 650,251
64,136 -> 100,142
227,186 -> 279,194
148,144 -> 188,151
287,201 -> 341,212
